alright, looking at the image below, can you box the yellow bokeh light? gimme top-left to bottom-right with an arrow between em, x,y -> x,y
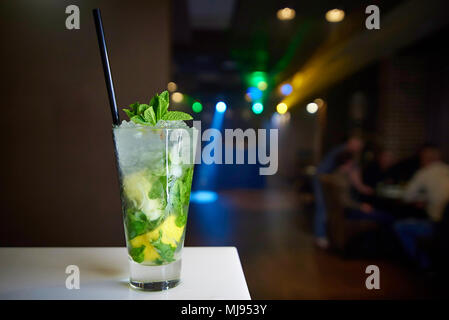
314,98 -> 325,108
244,93 -> 252,102
172,92 -> 183,103
325,9 -> 345,22
277,8 -> 296,21
257,81 -> 268,91
276,102 -> 288,114
292,73 -> 303,87
167,81 -> 177,92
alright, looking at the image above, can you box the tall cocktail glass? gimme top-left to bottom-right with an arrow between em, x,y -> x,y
113,124 -> 196,290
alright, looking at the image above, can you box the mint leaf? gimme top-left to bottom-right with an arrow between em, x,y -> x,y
122,102 -> 139,119
126,208 -> 165,240
129,101 -> 140,114
157,91 -> 169,121
130,115 -> 148,125
181,167 -> 194,205
126,209 -> 149,239
169,179 -> 185,220
149,94 -> 159,110
167,167 -> 193,227
151,231 -> 176,263
162,111 -> 193,121
123,109 -> 135,118
122,90 -> 194,124
143,106 -> 157,125
148,177 -> 166,203
175,212 -> 187,227
159,90 -> 169,103
148,180 -> 163,199
130,102 -> 139,114
130,245 -> 145,263
173,168 -> 193,227
137,103 -> 150,115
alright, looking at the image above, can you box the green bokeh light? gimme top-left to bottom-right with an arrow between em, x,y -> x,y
192,101 -> 203,113
248,71 -> 267,88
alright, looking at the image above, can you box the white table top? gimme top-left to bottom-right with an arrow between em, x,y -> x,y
0,247 -> 250,300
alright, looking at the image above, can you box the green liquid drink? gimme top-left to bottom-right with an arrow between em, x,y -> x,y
113,91 -> 196,290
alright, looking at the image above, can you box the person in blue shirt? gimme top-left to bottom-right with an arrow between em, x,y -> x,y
313,136 -> 373,248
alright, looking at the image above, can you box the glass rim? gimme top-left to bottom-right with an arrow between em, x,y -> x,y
112,125 -> 197,131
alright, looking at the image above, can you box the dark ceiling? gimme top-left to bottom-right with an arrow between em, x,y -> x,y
170,0 -> 406,112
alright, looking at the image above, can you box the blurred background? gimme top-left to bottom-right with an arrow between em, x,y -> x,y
1,0 -> 449,299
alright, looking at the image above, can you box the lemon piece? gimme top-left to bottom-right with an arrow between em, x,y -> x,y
129,233 -> 160,262
142,244 -> 160,261
129,215 -> 185,262
150,215 -> 185,246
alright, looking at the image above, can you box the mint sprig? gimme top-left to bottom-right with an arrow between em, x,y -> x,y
122,90 -> 193,126
125,208 -> 164,240
129,245 -> 145,263
151,231 -> 176,264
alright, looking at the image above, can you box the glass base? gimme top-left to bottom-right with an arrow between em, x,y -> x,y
130,279 -> 180,291
128,258 -> 182,291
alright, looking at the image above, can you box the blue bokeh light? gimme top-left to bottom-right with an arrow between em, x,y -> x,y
190,190 -> 218,203
280,83 -> 293,96
247,87 -> 263,100
215,101 -> 227,113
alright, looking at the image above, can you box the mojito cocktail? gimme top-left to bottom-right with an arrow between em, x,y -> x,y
113,91 -> 196,290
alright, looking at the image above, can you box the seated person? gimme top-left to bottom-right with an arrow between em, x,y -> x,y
313,136 -> 373,248
363,149 -> 395,188
386,153 -> 421,184
331,152 -> 393,224
394,144 -> 449,269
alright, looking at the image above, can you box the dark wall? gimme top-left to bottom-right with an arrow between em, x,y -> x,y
0,0 -> 170,246
378,26 -> 449,161
322,64 -> 380,151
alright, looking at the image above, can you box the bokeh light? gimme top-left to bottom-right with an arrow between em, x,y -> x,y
292,73 -> 304,87
257,81 -> 268,91
192,101 -> 203,113
190,190 -> 218,203
280,83 -> 293,96
272,112 -> 291,127
216,101 -> 227,113
277,8 -> 296,21
172,92 -> 183,103
248,71 -> 267,89
276,102 -> 288,114
247,87 -> 263,100
314,98 -> 325,108
306,102 -> 319,114
252,102 -> 263,114
325,9 -> 345,22
167,81 -> 177,92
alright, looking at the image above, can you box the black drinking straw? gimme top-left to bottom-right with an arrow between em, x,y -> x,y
93,8 -> 120,125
